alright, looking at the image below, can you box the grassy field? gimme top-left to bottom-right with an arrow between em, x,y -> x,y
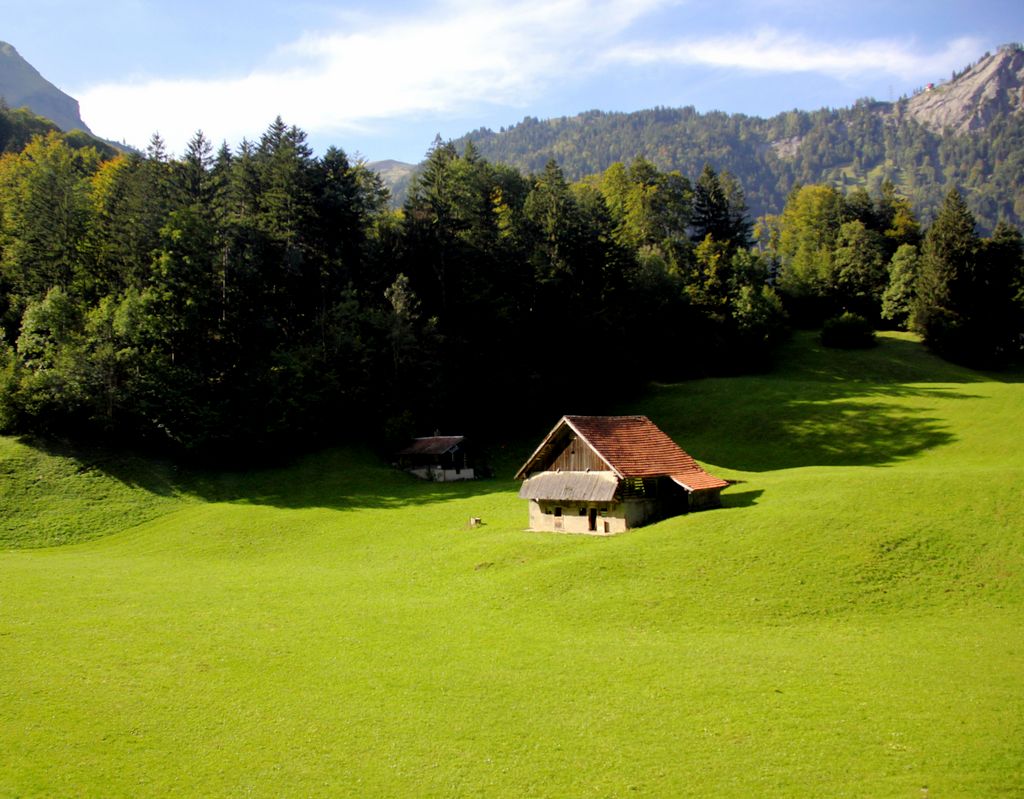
1,331 -> 1022,797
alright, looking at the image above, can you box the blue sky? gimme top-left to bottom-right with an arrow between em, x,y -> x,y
4,0 -> 1023,163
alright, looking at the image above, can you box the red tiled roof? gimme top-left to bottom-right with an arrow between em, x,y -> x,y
669,471 -> 730,491
517,415 -> 728,491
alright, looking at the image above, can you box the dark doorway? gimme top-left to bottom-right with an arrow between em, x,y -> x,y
588,508 -> 598,532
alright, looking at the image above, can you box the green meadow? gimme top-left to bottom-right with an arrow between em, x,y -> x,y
1,332 -> 1022,797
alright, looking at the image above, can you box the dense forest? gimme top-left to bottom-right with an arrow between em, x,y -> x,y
453,105 -> 1024,234
449,47 -> 1024,235
0,116 -> 1021,460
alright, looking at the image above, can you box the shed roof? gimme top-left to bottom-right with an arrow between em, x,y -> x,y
397,435 -> 465,456
515,415 -> 728,492
518,471 -> 619,502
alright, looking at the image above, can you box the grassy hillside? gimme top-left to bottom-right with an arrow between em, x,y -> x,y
0,437 -> 191,548
1,332 -> 1022,797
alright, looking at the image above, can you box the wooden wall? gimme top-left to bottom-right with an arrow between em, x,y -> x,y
547,434 -> 610,473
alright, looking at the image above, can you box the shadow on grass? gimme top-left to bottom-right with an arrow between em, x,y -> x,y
721,488 -> 763,509
15,435 -> 185,499
13,333 -> 1013,513
15,435 -> 514,513
769,333 -> 992,385
185,448 -> 515,512
644,333 -> 991,472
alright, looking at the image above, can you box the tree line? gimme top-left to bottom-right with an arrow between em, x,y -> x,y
761,181 -> 1024,365
0,120 -> 1020,460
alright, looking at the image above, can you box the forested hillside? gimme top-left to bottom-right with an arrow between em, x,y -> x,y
1,119 -> 1021,458
451,45 -> 1024,233
0,126 -> 784,458
0,102 -> 118,158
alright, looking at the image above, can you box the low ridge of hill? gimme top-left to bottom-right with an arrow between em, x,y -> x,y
0,41 -> 91,134
432,44 -> 1024,231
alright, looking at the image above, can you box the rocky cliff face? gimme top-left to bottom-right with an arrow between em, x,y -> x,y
0,41 -> 92,133
902,45 -> 1024,134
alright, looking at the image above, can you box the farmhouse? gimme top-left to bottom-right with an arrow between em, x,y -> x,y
515,415 -> 728,534
397,435 -> 474,482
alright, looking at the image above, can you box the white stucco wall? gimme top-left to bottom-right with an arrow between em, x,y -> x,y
408,467 -> 476,482
527,500 -> 627,535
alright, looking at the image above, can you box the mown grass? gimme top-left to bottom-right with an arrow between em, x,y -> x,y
1,331 -> 1022,797
0,437 -> 192,548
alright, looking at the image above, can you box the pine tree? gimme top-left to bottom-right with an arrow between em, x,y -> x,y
831,220 -> 887,319
690,164 -> 730,243
0,133 -> 99,305
912,188 -> 980,359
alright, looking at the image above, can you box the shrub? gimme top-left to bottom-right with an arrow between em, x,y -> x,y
820,312 -> 877,349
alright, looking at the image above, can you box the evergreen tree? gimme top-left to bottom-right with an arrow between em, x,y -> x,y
912,189 -> 981,360
0,133 -> 99,306
523,159 -> 587,288
977,220 -> 1024,360
718,170 -> 753,248
830,220 -> 888,319
690,164 -> 731,244
176,130 -> 216,206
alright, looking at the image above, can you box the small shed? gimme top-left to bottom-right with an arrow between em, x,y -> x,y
397,435 -> 474,482
515,415 -> 728,534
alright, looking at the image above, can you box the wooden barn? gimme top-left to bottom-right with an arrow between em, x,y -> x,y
397,435 -> 475,482
515,415 -> 728,534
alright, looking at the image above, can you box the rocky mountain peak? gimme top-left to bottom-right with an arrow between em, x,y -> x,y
0,41 -> 92,133
902,44 -> 1024,134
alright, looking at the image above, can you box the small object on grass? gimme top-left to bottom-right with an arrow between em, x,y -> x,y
468,517 -> 484,528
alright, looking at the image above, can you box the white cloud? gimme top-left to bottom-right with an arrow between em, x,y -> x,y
605,30 -> 983,81
77,2 -> 989,152
78,0 -> 670,151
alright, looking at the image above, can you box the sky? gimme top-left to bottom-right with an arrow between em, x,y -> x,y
3,0 -> 1024,163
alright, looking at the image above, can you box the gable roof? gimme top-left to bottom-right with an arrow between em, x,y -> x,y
397,435 -> 465,456
515,415 -> 728,492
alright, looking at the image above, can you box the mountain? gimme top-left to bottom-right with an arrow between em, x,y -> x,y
366,158 -> 417,201
431,44 -> 1024,232
904,45 -> 1024,134
0,41 -> 92,133
366,159 -> 416,183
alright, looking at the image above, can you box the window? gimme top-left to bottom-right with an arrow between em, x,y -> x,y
579,507 -> 587,516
